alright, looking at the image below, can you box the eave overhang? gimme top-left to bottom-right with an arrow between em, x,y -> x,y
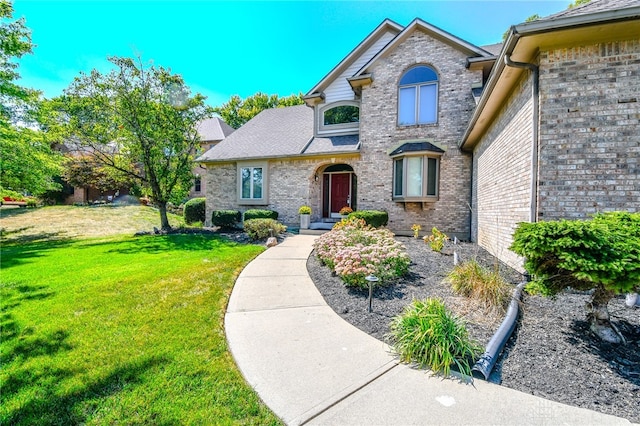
460,6 -> 640,152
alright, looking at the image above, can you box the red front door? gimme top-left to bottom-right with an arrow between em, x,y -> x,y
330,173 -> 351,214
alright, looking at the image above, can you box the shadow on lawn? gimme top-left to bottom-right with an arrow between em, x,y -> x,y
2,355 -> 170,425
0,234 -> 74,269
80,233 -> 242,255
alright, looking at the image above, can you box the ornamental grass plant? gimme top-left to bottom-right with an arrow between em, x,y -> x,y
313,217 -> 410,288
447,259 -> 511,315
388,298 -> 481,378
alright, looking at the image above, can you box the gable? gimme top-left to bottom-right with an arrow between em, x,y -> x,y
304,19 -> 403,104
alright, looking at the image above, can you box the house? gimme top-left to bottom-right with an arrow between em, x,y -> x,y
461,0 -> 640,269
198,0 -> 639,272
189,117 -> 235,199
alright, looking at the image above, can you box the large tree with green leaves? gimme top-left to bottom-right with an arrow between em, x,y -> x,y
51,56 -> 213,230
213,92 -> 304,129
0,0 -> 61,195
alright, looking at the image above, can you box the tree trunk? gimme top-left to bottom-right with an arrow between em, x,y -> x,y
585,285 -> 623,344
157,200 -> 172,231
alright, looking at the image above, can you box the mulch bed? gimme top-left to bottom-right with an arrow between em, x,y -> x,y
306,236 -> 640,423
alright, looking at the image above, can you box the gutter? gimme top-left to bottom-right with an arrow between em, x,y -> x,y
503,54 -> 539,224
459,5 -> 640,151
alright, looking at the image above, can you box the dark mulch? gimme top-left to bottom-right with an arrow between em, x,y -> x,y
307,236 -> 640,423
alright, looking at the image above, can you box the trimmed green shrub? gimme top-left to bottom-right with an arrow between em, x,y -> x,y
211,210 -> 241,228
243,209 -> 278,221
243,218 -> 287,240
388,298 -> 481,378
510,211 -> 640,295
183,197 -> 206,224
347,210 -> 388,228
447,260 -> 511,315
510,211 -> 640,343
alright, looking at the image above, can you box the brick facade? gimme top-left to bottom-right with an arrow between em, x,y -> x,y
472,75 -> 534,271
357,30 -> 481,239
537,40 -> 640,219
204,28 -> 482,238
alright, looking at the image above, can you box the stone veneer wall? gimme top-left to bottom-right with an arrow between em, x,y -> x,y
358,29 -> 481,239
472,74 -> 534,272
537,40 -> 640,219
203,157 -> 359,227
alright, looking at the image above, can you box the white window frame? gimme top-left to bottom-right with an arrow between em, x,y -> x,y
392,154 -> 440,202
397,66 -> 439,126
317,101 -> 360,136
237,161 -> 268,205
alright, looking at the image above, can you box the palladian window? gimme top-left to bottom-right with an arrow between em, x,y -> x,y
398,65 -> 438,126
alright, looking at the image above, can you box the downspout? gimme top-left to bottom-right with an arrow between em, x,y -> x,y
471,52 -> 541,382
503,54 -> 539,223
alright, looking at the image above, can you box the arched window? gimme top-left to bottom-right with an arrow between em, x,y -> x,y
323,105 -> 359,125
318,101 -> 360,134
398,65 -> 438,126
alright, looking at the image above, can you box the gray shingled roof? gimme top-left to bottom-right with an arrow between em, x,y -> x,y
539,0 -> 640,21
197,105 -> 360,162
197,117 -> 235,142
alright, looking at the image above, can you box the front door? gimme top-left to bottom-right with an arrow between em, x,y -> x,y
330,173 -> 351,215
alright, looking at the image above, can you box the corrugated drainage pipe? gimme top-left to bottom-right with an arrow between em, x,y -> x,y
472,281 -> 527,381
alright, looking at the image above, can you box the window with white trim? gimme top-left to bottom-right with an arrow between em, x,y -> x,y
238,162 -> 267,204
392,155 -> 440,201
318,101 -> 360,135
398,65 -> 438,126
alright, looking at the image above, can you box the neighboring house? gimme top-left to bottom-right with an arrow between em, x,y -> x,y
199,0 -> 639,272
189,117 -> 235,199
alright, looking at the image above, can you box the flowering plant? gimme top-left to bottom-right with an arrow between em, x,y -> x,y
411,224 -> 422,238
424,227 -> 448,252
298,205 -> 311,215
339,206 -> 353,216
313,216 -> 410,289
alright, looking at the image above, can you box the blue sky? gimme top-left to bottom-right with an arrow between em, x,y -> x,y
13,0 -> 569,108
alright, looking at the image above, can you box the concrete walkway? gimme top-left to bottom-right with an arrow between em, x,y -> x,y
225,235 -> 634,425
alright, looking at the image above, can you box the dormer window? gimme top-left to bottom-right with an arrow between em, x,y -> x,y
318,101 -> 359,135
398,65 -> 438,126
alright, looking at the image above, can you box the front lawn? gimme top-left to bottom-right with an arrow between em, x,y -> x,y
0,233 -> 280,424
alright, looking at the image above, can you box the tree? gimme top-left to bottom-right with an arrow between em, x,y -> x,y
61,155 -> 135,193
213,92 -> 304,129
502,14 -> 541,41
510,212 -> 640,344
51,56 -> 213,230
0,0 -> 62,195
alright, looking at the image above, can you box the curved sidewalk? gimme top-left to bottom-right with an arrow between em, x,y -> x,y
225,235 -> 634,426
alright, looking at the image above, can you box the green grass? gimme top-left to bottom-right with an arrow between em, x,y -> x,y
1,228 -> 281,424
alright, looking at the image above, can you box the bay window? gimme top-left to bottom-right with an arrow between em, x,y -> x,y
392,155 -> 440,201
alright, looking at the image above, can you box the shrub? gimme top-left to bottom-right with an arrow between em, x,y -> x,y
298,205 -> 311,215
510,211 -> 640,343
314,216 -> 409,288
447,260 -> 511,315
243,209 -> 278,221
348,210 -> 388,228
424,227 -> 448,252
244,218 -> 287,240
388,298 -> 481,378
26,197 -> 38,208
183,197 -> 206,224
211,210 -> 241,228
